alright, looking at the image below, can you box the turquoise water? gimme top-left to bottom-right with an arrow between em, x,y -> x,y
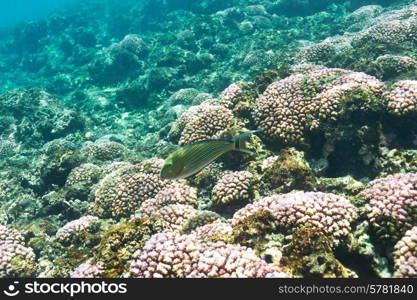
0,0 -> 78,27
0,0 -> 417,279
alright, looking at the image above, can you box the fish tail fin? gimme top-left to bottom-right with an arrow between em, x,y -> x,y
233,129 -> 263,156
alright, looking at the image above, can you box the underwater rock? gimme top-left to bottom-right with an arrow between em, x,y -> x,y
178,103 -> 234,145
0,88 -> 84,147
281,226 -> 357,278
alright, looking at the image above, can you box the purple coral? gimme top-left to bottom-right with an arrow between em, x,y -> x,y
253,68 -> 384,144
126,232 -> 288,278
118,34 -> 148,59
91,165 -> 171,218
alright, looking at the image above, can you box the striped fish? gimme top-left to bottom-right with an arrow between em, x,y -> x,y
160,130 -> 262,180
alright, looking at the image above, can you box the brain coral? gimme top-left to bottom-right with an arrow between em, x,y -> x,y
0,244 -> 37,277
232,191 -> 358,246
393,226 -> 417,278
385,80 -> 417,115
212,171 -> 253,206
253,68 -> 384,144
126,232 -> 289,278
0,225 -> 24,245
360,173 -> 417,242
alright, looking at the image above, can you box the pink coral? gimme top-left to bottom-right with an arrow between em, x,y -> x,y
0,244 -> 37,277
55,216 -> 99,243
253,68 -> 384,144
178,103 -> 233,145
212,171 -> 253,206
385,80 -> 417,115
0,224 -> 24,245
91,165 -> 171,218
232,191 -> 358,246
360,173 -> 417,241
140,183 -> 198,216
71,259 -> 105,278
394,226 -> 417,278
126,232 -> 288,278
145,204 -> 201,232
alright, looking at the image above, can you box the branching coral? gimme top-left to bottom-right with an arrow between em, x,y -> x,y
386,80 -> 417,116
360,173 -> 417,242
0,224 -> 24,245
212,171 -> 253,206
126,232 -> 289,278
55,216 -> 99,243
0,244 -> 37,277
253,67 -> 384,145
394,226 -> 417,278
232,191 -> 358,247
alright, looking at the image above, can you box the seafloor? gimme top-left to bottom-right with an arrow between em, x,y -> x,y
0,0 -> 417,278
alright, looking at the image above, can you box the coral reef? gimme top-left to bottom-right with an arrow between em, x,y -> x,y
360,173 -> 417,243
212,171 -> 253,206
232,192 -> 358,247
55,216 -> 99,244
0,244 -> 38,277
386,80 -> 417,115
126,231 -> 289,278
393,226 -> 417,277
1,0 -> 417,279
